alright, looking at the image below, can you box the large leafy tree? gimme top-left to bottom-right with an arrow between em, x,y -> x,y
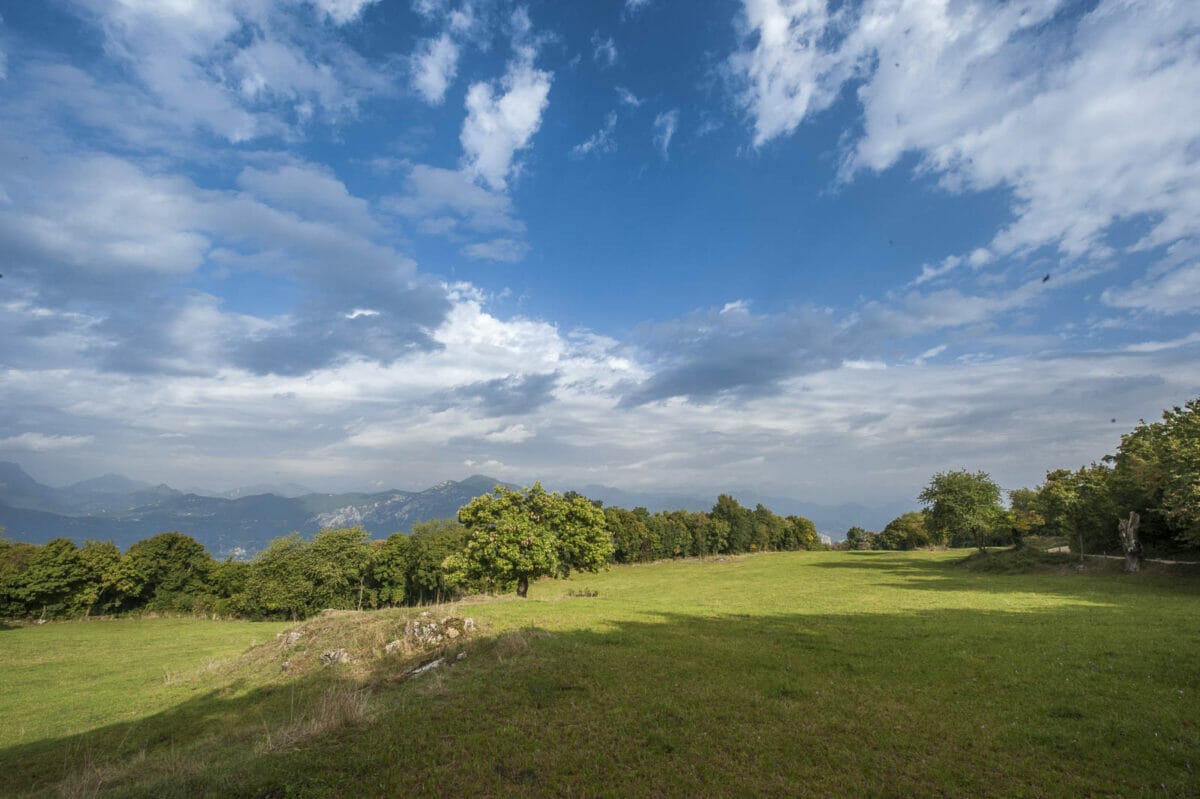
919,470 -> 1003,551
13,538 -> 92,619
306,526 -> 372,610
448,484 -> 611,598
239,533 -> 314,620
877,512 -> 931,550
125,531 -> 215,613
1111,398 -> 1200,549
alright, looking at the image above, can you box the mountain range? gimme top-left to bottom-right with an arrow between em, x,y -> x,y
0,462 -> 909,556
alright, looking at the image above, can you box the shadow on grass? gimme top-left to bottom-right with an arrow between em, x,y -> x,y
811,549 -> 1200,601
2,567 -> 1199,797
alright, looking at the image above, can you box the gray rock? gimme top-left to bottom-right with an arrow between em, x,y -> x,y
384,639 -> 403,655
278,630 -> 303,647
320,648 -> 351,666
409,657 -> 444,676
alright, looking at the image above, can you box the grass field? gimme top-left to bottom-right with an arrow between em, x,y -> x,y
2,550 -> 1198,797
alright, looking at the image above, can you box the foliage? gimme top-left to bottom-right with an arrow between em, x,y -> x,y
919,470 -> 1003,550
843,526 -> 876,550
447,483 -> 612,597
238,534 -> 314,620
125,532 -> 215,613
1111,398 -> 1200,548
877,512 -> 931,550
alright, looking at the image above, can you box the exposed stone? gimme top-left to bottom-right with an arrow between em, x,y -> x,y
384,640 -> 403,655
409,657 -> 444,677
320,649 -> 351,666
403,615 -> 475,649
277,630 -> 303,648
456,652 -> 467,661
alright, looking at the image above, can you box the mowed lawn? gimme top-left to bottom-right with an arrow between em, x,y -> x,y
2,550 -> 1198,797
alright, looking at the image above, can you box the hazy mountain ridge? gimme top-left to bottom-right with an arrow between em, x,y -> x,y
0,463 -> 515,557
0,462 -> 903,555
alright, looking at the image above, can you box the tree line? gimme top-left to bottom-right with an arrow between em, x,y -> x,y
844,397 -> 1200,557
0,487 -> 821,621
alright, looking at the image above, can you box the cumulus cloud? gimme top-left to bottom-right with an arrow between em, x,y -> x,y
68,0 -> 393,142
384,163 -> 523,235
411,33 -> 460,104
450,372 -> 559,416
0,148 -> 451,377
313,0 -> 380,25
459,13 -> 552,191
572,111 -> 618,157
729,0 -> 1200,269
653,109 -> 678,160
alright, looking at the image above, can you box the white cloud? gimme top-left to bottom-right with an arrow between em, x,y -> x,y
653,109 -> 678,160
383,163 -> 524,236
572,111 -> 617,157
914,344 -> 947,365
459,27 -> 552,191
1103,261 -> 1200,315
483,424 -> 534,443
237,162 -> 376,235
411,33 -> 460,105
1120,332 -> 1200,354
0,433 -> 95,451
615,86 -> 642,108
313,0 -> 380,25
68,0 -> 393,142
729,0 -> 1200,268
462,237 -> 529,262
624,0 -> 652,16
592,32 -> 618,68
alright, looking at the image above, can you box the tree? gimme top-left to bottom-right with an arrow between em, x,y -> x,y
0,533 -> 39,618
711,494 -> 753,553
448,484 -> 612,598
239,533 -> 313,620
1110,398 -> 1200,549
878,512 -> 930,550
371,533 -> 412,607
125,532 -> 214,613
13,538 -> 91,619
844,526 -> 875,550
306,527 -> 371,611
919,470 -> 1003,551
76,540 -> 137,616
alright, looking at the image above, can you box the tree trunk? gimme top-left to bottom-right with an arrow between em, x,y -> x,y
974,527 -> 988,554
516,575 -> 529,598
1118,511 -> 1142,573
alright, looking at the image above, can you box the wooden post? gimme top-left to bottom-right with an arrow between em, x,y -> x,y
1118,511 -> 1142,573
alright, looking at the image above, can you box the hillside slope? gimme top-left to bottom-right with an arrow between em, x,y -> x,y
2,550 -> 1197,797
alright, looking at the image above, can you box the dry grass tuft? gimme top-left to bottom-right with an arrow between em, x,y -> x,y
260,686 -> 374,753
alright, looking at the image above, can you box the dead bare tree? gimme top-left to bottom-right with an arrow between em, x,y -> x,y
1118,511 -> 1142,573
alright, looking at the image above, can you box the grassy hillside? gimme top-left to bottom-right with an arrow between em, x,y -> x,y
2,550 -> 1198,797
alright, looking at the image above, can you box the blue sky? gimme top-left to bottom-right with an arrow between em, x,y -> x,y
0,0 -> 1198,507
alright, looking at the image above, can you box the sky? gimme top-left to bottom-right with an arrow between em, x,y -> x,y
0,0 -> 1198,507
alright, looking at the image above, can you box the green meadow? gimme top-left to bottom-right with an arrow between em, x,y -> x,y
2,550 -> 1198,797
